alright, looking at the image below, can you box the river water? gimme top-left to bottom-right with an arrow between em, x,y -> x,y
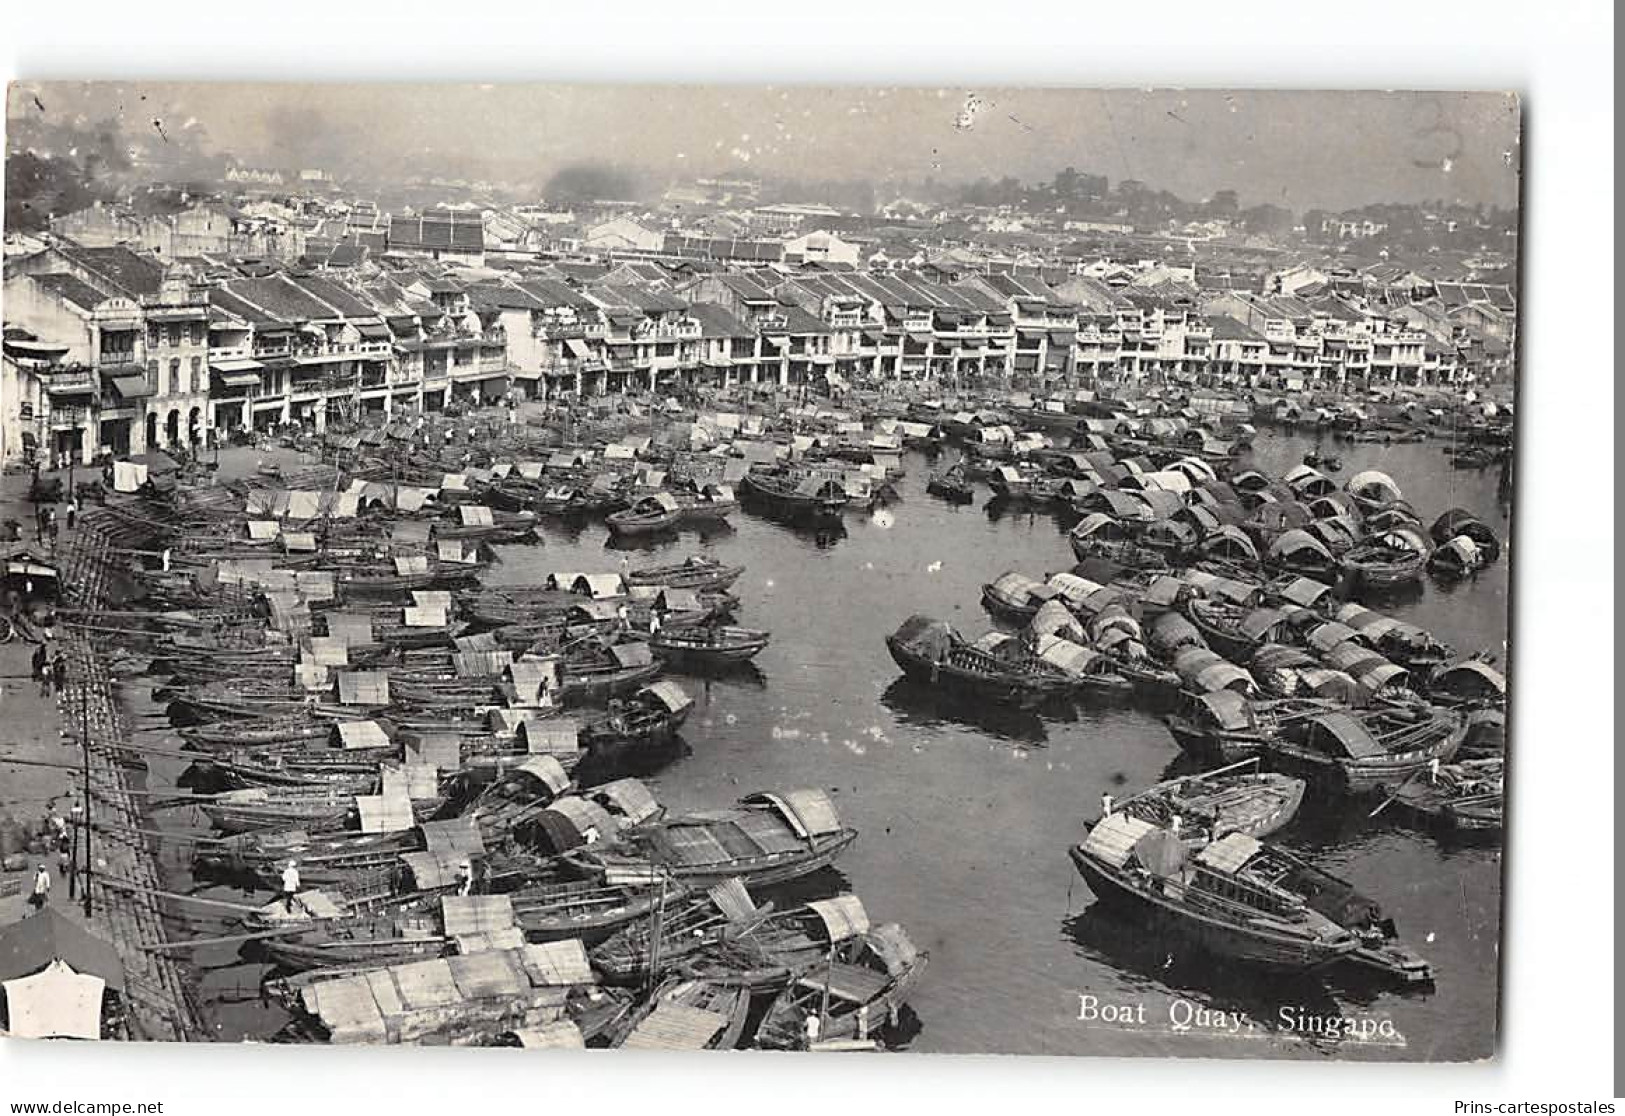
166,427 -> 1508,1058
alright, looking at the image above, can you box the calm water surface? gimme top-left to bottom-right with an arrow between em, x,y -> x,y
160,429 -> 1509,1057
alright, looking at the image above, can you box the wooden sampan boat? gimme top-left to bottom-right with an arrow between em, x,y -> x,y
648,625 -> 770,668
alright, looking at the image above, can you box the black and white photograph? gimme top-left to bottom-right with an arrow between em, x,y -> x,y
0,2 -> 1614,1106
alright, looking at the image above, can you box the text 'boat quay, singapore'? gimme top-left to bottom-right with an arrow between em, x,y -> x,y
8,382 -> 1506,1056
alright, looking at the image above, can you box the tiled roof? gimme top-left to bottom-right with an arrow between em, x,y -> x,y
515,278 -> 600,312
686,302 -> 755,339
209,287 -> 285,326
294,275 -> 379,318
467,283 -> 547,312
220,274 -> 347,322
56,243 -> 167,297
29,272 -> 108,312
779,304 -> 831,334
388,212 -> 485,252
591,283 -> 688,314
1207,315 -> 1264,341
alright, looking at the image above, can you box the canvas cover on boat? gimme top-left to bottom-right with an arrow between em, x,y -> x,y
454,649 -> 514,677
1308,711 -> 1388,759
1278,576 -> 1335,608
655,588 -> 702,612
1045,572 -> 1099,605
336,720 -> 389,751
325,613 -> 374,646
402,605 -> 446,628
540,797 -> 621,849
512,1020 -> 585,1049
807,895 -> 872,943
750,788 -> 843,838
1149,612 -> 1205,655
1036,635 -> 1099,677
404,733 -> 461,774
622,1002 -> 729,1051
391,521 -> 433,547
889,615 -> 954,661
1071,512 -> 1123,541
1251,643 -> 1316,673
1031,599 -> 1083,639
285,490 -> 322,521
575,573 -> 624,600
1174,647 -> 1254,694
968,631 -> 1012,653
640,680 -> 692,714
1239,608 -> 1290,641
392,554 -> 430,576
1335,604 -> 1401,641
1184,571 -> 1259,606
338,671 -> 390,705
356,790 -> 414,834
610,642 -> 655,668
989,571 -> 1044,603
1081,812 -> 1157,869
1322,644 -> 1408,692
1200,525 -> 1259,561
301,636 -> 349,667
1432,659 -> 1507,697
1195,690 -> 1252,730
518,721 -> 580,762
595,778 -> 661,826
1347,470 -> 1402,502
441,895 -> 522,953
1271,529 -> 1333,561
1195,832 -> 1263,874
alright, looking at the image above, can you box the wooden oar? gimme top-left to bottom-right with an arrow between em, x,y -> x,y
1368,767 -> 1427,818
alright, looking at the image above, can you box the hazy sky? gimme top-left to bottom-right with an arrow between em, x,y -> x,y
9,83 -> 1520,211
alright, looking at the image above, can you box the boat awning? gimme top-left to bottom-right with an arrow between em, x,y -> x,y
1081,812 -> 1156,869
1309,711 -> 1387,759
107,375 -> 155,400
1194,832 -> 1261,873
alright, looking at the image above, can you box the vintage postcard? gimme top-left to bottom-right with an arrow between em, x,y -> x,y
0,83 -> 1515,1059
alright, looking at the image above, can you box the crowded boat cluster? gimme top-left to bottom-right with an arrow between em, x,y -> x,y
873,386 -> 1508,984
54,376 -> 1509,1044
75,399 -> 951,1050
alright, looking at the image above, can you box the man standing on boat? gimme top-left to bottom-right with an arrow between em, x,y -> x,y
279,860 -> 302,914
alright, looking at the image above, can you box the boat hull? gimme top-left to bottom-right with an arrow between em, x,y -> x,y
1068,849 -> 1355,972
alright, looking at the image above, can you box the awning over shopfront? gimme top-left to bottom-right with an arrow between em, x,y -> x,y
108,375 -> 156,400
215,371 -> 263,388
212,357 -> 265,373
356,322 -> 391,341
564,338 -> 592,359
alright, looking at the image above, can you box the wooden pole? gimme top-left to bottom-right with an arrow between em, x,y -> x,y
81,674 -> 93,919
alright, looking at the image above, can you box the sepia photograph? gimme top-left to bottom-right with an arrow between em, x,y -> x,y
0,80 -> 1524,1062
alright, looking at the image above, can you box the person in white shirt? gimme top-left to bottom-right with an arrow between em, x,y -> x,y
279,860 -> 302,914
29,864 -> 51,913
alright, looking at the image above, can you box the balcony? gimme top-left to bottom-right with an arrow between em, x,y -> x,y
209,344 -> 254,362
633,321 -> 701,342
294,340 -> 393,363
37,366 -> 98,397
